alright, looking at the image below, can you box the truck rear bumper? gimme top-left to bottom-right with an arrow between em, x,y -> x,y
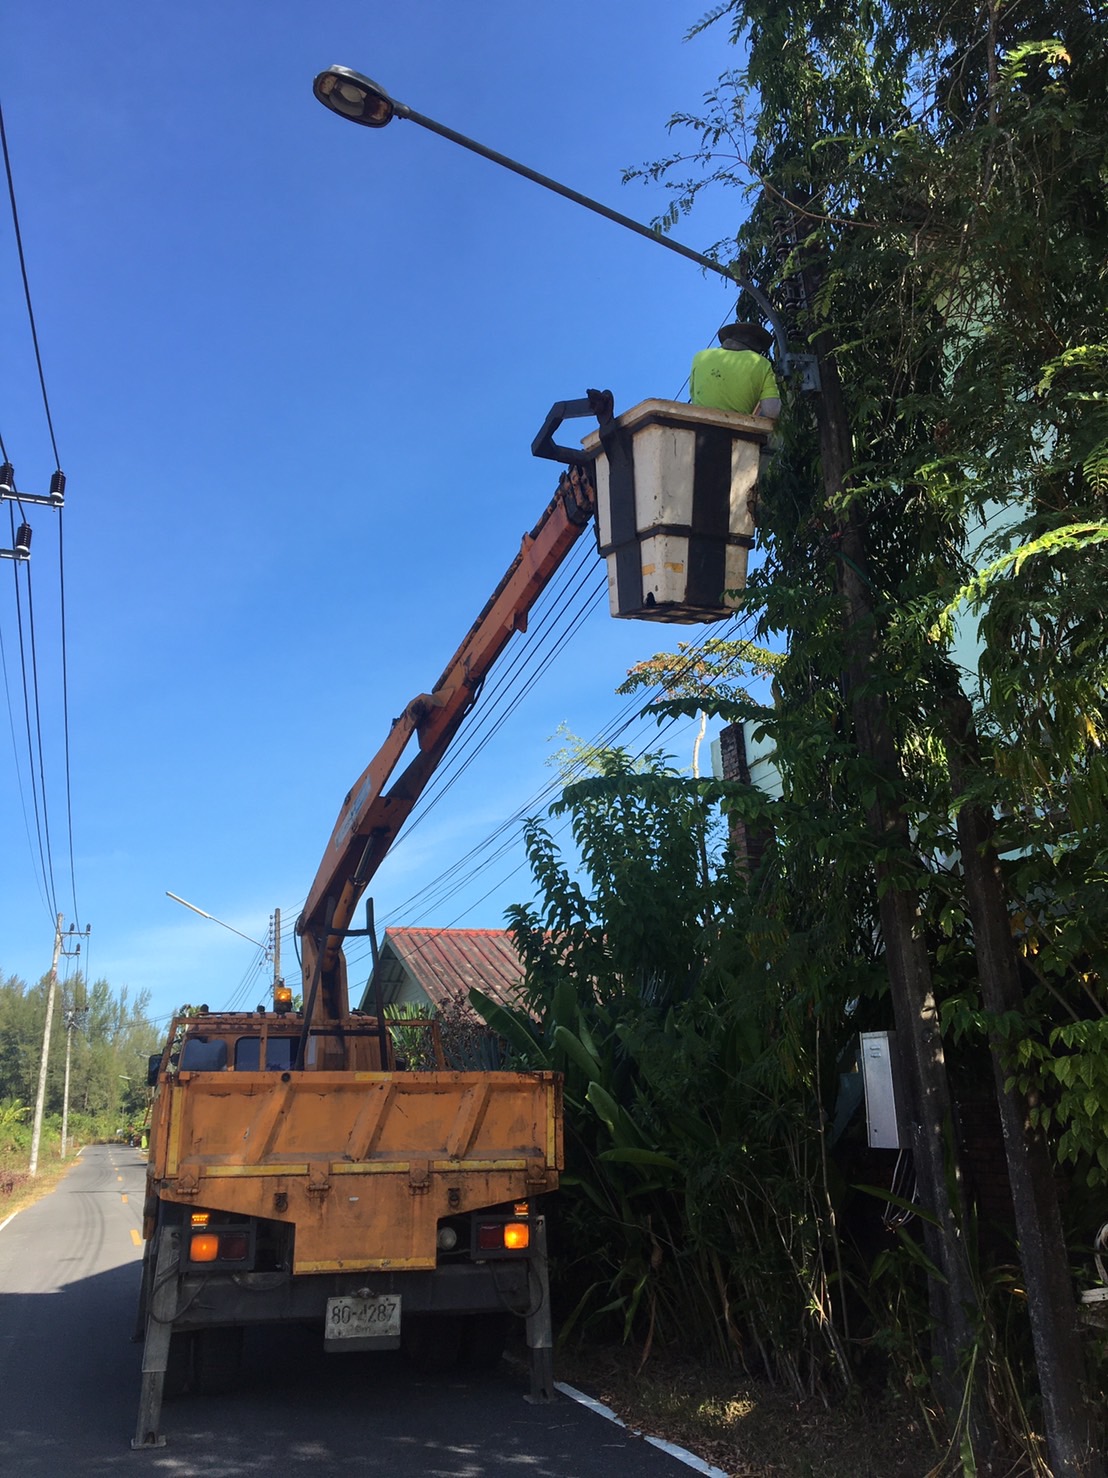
170,1259 -> 532,1329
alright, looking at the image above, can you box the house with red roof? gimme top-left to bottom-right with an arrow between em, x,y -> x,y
358,927 -> 524,1016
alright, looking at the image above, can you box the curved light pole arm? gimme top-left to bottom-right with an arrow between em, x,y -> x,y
392,104 -> 805,377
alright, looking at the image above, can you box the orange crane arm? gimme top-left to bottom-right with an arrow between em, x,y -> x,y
296,465 -> 596,1024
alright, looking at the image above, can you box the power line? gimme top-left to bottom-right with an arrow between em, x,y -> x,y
21,544 -> 59,920
7,505 -> 56,921
368,614 -> 755,937
0,91 -> 61,468
393,552 -> 606,846
1,86 -> 81,930
280,524 -> 763,984
57,511 -> 80,927
0,599 -> 47,915
361,623 -> 742,943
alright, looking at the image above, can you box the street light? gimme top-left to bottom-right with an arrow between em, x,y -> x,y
165,891 -> 267,950
311,64 -> 812,383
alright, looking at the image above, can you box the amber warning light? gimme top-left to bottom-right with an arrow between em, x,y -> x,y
474,1218 -> 531,1255
190,1233 -> 219,1263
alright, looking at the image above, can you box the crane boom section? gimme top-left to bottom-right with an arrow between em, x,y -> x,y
298,468 -> 595,1001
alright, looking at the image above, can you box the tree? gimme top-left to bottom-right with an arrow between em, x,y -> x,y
626,3 -> 1107,1471
480,748 -> 863,1389
0,969 -> 161,1141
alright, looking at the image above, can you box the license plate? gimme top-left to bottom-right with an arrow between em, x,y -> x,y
325,1294 -> 401,1343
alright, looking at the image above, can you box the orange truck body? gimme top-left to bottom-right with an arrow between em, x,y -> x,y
146,1043 -> 562,1274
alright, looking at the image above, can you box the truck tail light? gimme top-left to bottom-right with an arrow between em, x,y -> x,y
186,1219 -> 256,1268
473,1217 -> 531,1256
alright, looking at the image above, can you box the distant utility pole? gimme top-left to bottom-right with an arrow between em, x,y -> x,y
60,958 -> 90,1159
28,915 -> 64,1176
272,908 -> 281,985
60,1010 -> 76,1160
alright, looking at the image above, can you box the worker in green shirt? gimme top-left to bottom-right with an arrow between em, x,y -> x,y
690,320 -> 781,421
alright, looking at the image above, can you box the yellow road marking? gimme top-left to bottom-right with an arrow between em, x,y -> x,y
121,1193 -> 128,1203
130,1228 -> 142,1247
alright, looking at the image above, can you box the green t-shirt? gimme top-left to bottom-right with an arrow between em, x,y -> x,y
689,348 -> 778,415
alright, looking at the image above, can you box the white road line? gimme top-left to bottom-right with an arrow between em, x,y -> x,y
0,1210 -> 19,1234
554,1381 -> 730,1478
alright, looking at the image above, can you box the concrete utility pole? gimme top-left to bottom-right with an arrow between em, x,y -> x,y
28,914 -> 64,1176
61,1011 -> 74,1159
272,907 -> 281,985
60,1001 -> 86,1158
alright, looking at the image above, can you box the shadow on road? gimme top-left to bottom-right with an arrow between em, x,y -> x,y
1,1262 -> 690,1478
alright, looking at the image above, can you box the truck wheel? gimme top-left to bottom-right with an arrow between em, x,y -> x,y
191,1327 -> 244,1395
401,1314 -> 462,1374
460,1312 -> 510,1371
164,1332 -> 194,1399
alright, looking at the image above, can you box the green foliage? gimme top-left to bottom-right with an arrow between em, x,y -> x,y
383,1001 -> 439,1071
0,969 -> 161,1146
619,0 -> 1108,1457
485,748 -> 871,1393
654,0 -> 1108,1195
1011,1017 -> 1108,1187
0,1098 -> 29,1152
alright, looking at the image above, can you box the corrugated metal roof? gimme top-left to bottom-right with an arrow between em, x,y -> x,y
365,928 -> 524,1012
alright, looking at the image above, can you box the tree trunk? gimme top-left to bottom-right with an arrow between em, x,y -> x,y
812,335 -> 985,1427
944,687 -> 1103,1478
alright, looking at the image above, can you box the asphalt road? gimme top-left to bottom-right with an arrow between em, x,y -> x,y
0,1146 -> 717,1477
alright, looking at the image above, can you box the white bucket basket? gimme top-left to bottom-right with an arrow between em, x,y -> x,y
581,399 -> 772,623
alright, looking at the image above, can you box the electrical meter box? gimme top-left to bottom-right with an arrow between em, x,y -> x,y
860,1030 -> 902,1150
581,399 -> 773,623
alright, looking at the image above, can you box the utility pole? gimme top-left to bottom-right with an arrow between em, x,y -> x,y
28,914 -> 64,1176
272,908 -> 281,985
60,941 -> 89,1159
61,1011 -> 75,1159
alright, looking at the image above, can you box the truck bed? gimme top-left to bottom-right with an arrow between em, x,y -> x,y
147,1068 -> 562,1272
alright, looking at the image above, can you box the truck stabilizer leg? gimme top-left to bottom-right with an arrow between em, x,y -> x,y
131,1226 -> 178,1448
524,1216 -> 555,1404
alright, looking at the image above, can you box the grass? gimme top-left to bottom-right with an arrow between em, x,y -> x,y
555,1342 -> 943,1478
0,1150 -> 80,1221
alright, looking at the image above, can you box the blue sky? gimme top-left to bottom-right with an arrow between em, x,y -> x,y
1,3 -> 758,1025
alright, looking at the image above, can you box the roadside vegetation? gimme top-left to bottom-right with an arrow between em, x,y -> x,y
557,1341 -> 930,1478
479,3 -> 1108,1475
0,970 -> 161,1213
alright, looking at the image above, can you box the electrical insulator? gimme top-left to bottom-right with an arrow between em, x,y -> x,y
14,523 -> 31,557
50,470 -> 66,502
0,462 -> 13,493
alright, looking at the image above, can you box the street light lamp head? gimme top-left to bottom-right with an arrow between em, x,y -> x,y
313,66 -> 400,128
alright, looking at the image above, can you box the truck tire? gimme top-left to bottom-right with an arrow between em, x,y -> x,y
401,1314 -> 462,1374
191,1327 -> 244,1396
460,1312 -> 510,1371
164,1332 -> 194,1399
